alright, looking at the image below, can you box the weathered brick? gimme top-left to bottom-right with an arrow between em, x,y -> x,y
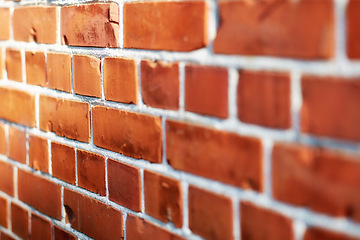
51,142 -> 75,184
0,161 -> 13,196
64,188 -> 123,240
144,170 -> 182,227
108,159 -> 141,211
39,96 -> 90,142
6,49 -> 22,82
93,106 -> 162,163
11,203 -> 29,240
238,70 -> 291,129
304,227 -> 360,240
0,8 -> 10,40
166,120 -> 262,190
124,1 -> 207,51
73,55 -> 101,97
141,60 -> 179,110
8,127 -> 26,164
18,169 -> 61,220
25,51 -> 46,87
13,6 -> 57,44
103,57 -> 138,104
47,52 -> 72,92
213,0 -> 334,59
31,213 -> 52,240
0,197 -> 8,228
61,3 -> 119,48
29,135 -> 49,173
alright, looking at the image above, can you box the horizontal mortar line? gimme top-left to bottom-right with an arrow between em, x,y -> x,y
2,41 -> 360,76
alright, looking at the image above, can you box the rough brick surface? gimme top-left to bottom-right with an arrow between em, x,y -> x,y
31,214 -> 52,240
13,6 -> 57,44
73,55 -> 101,97
238,70 -> 291,128
304,227 -> 360,240
25,51 -> 46,87
141,60 -> 179,110
0,161 -> 13,196
0,197 -> 7,228
29,135 -> 49,173
213,0 -> 334,59
273,143 -> 360,222
6,49 -> 22,82
8,127 -> 26,164
51,142 -> 76,184
11,203 -> 29,240
40,96 -> 90,142
93,106 -> 162,163
61,3 -> 119,48
301,76 -> 360,142
166,120 -> 262,190
47,52 -> 72,92
124,1 -> 207,51
144,171 -> 183,227
347,0 -> 360,59
0,8 -> 10,40
103,57 -> 138,104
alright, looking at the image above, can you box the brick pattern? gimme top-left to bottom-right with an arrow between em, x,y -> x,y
0,1 -> 359,240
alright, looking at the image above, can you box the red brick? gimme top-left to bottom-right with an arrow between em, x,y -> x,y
0,197 -> 8,228
0,161 -> 13,196
39,96 -> 90,142
61,3 -> 119,48
144,170 -> 182,227
64,188 -> 123,240
103,57 -> 138,104
25,51 -> 46,87
108,159 -> 141,211
47,52 -> 72,92
126,215 -> 184,240
301,76 -> 360,142
347,0 -> 360,59
141,60 -> 179,110
93,106 -> 162,163
0,123 -> 6,155
29,135 -> 49,173
73,55 -> 101,97
18,169 -> 61,220
273,143 -> 360,222
124,1 -> 207,51
0,8 -> 10,40
213,0 -> 334,59
54,226 -> 76,240
31,213 -> 52,240
241,202 -> 293,240
11,203 -> 29,240
166,120 -> 262,190
1,232 -> 15,240
8,127 -> 26,164
304,227 -> 360,240
238,70 -> 291,129
51,142 -> 75,184
6,49 -> 22,82
77,149 -> 106,196
189,186 -> 233,240
13,6 -> 57,44
0,87 -> 35,127
185,65 -> 228,118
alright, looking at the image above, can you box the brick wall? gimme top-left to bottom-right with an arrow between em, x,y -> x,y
0,0 -> 359,239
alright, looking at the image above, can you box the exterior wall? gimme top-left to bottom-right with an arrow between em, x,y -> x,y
0,0 -> 359,239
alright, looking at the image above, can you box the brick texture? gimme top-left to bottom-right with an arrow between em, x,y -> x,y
347,0 -> 360,59
8,127 -> 26,163
6,49 -> 22,82
29,135 -> 49,173
51,142 -> 76,184
0,123 -> 5,155
47,52 -> 72,92
0,8 -> 10,40
304,227 -> 360,240
0,161 -> 13,196
11,203 -> 29,240
31,214 -> 52,240
0,197 -> 7,228
25,51 -> 46,86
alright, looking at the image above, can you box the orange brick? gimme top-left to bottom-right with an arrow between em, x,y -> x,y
11,203 -> 29,240
166,120 -> 262,190
25,51 -> 46,87
126,215 -> 184,240
304,227 -> 360,240
124,1 -> 207,51
347,0 -> 360,59
39,95 -> 90,142
213,0 -> 334,59
189,186 -> 233,240
0,48 -> 3,79
13,6 -> 57,44
54,226 -> 76,240
238,70 -> 291,129
0,161 -> 13,196
6,49 -> 22,82
93,106 -> 162,163
18,169 -> 61,220
61,3 -> 119,48
0,123 -> 6,155
141,60 -> 179,110
8,127 -> 26,164
0,197 -> 8,228
77,149 -> 106,196
0,87 -> 35,127
108,159 -> 141,211
1,232 -> 16,240
144,170 -> 182,227
241,202 -> 294,240
31,213 -> 52,240
73,55 -> 101,97
273,143 -> 360,222
29,135 -> 49,173
0,8 -> 10,40
51,142 -> 75,184
301,76 -> 360,142
47,52 -> 72,92
64,188 -> 123,240
103,57 -> 138,104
